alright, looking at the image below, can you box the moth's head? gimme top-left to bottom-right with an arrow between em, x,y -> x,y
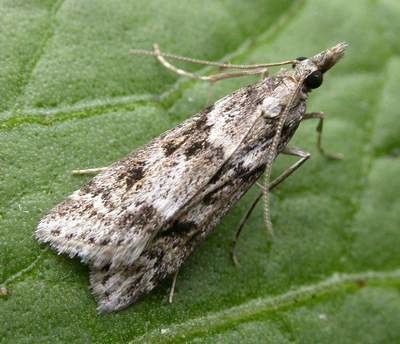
292,42 -> 347,91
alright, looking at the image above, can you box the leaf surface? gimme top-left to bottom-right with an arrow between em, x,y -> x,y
1,0 -> 400,342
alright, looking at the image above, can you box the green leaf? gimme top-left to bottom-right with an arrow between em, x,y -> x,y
1,0 -> 400,342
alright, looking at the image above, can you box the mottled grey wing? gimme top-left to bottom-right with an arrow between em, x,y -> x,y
36,79 -> 274,270
90,126 -> 268,312
89,80 -> 307,312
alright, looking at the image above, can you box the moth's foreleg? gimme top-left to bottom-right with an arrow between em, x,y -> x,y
168,270 -> 179,304
231,147 -> 310,267
303,112 -> 343,160
267,146 -> 311,189
71,167 -> 108,175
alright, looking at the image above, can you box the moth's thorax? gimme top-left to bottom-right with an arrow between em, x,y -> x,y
264,54 -> 327,123
293,59 -> 320,80
261,73 -> 307,123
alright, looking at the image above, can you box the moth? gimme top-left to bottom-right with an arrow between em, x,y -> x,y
36,42 -> 347,312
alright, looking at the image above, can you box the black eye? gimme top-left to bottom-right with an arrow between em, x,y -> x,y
304,70 -> 323,89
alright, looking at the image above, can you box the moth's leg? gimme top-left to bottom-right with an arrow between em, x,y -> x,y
207,81 -> 216,106
260,69 -> 269,80
231,147 -> 310,267
168,270 -> 179,304
152,44 -> 268,83
71,167 -> 108,175
303,112 -> 343,160
265,146 -> 311,190
231,192 -> 263,267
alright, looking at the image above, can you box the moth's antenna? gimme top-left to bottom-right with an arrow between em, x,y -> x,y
262,77 -> 304,236
151,44 -> 269,82
130,46 -> 297,70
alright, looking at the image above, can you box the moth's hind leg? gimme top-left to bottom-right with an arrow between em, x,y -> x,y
231,192 -> 263,267
168,270 -> 179,304
71,167 -> 108,175
303,112 -> 343,160
231,147 -> 310,267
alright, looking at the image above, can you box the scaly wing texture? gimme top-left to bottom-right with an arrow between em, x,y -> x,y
89,82 -> 307,312
36,77 -> 280,270
89,120 -> 270,312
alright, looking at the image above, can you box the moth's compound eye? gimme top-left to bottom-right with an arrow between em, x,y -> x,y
304,70 -> 323,89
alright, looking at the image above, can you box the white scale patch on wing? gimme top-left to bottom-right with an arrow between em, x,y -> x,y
150,154 -> 189,218
207,96 -> 261,157
207,97 -> 237,153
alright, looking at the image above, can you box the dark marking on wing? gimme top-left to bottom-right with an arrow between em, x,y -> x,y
184,139 -> 209,158
120,161 -> 145,190
193,109 -> 212,132
102,274 -> 111,285
204,145 -> 224,165
125,167 -> 144,190
209,167 -> 225,185
233,161 -> 250,176
88,209 -> 98,218
80,180 -> 95,195
117,204 -> 157,230
223,99 -> 237,112
50,229 -> 60,236
161,221 -> 196,237
241,165 -> 266,183
162,105 -> 214,157
54,197 -> 82,218
100,189 -> 111,201
78,233 -> 86,240
100,238 -> 111,246
202,183 -> 228,205
214,146 -> 225,160
65,233 -> 75,240
163,140 -> 183,156
101,264 -> 111,273
243,83 -> 265,107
